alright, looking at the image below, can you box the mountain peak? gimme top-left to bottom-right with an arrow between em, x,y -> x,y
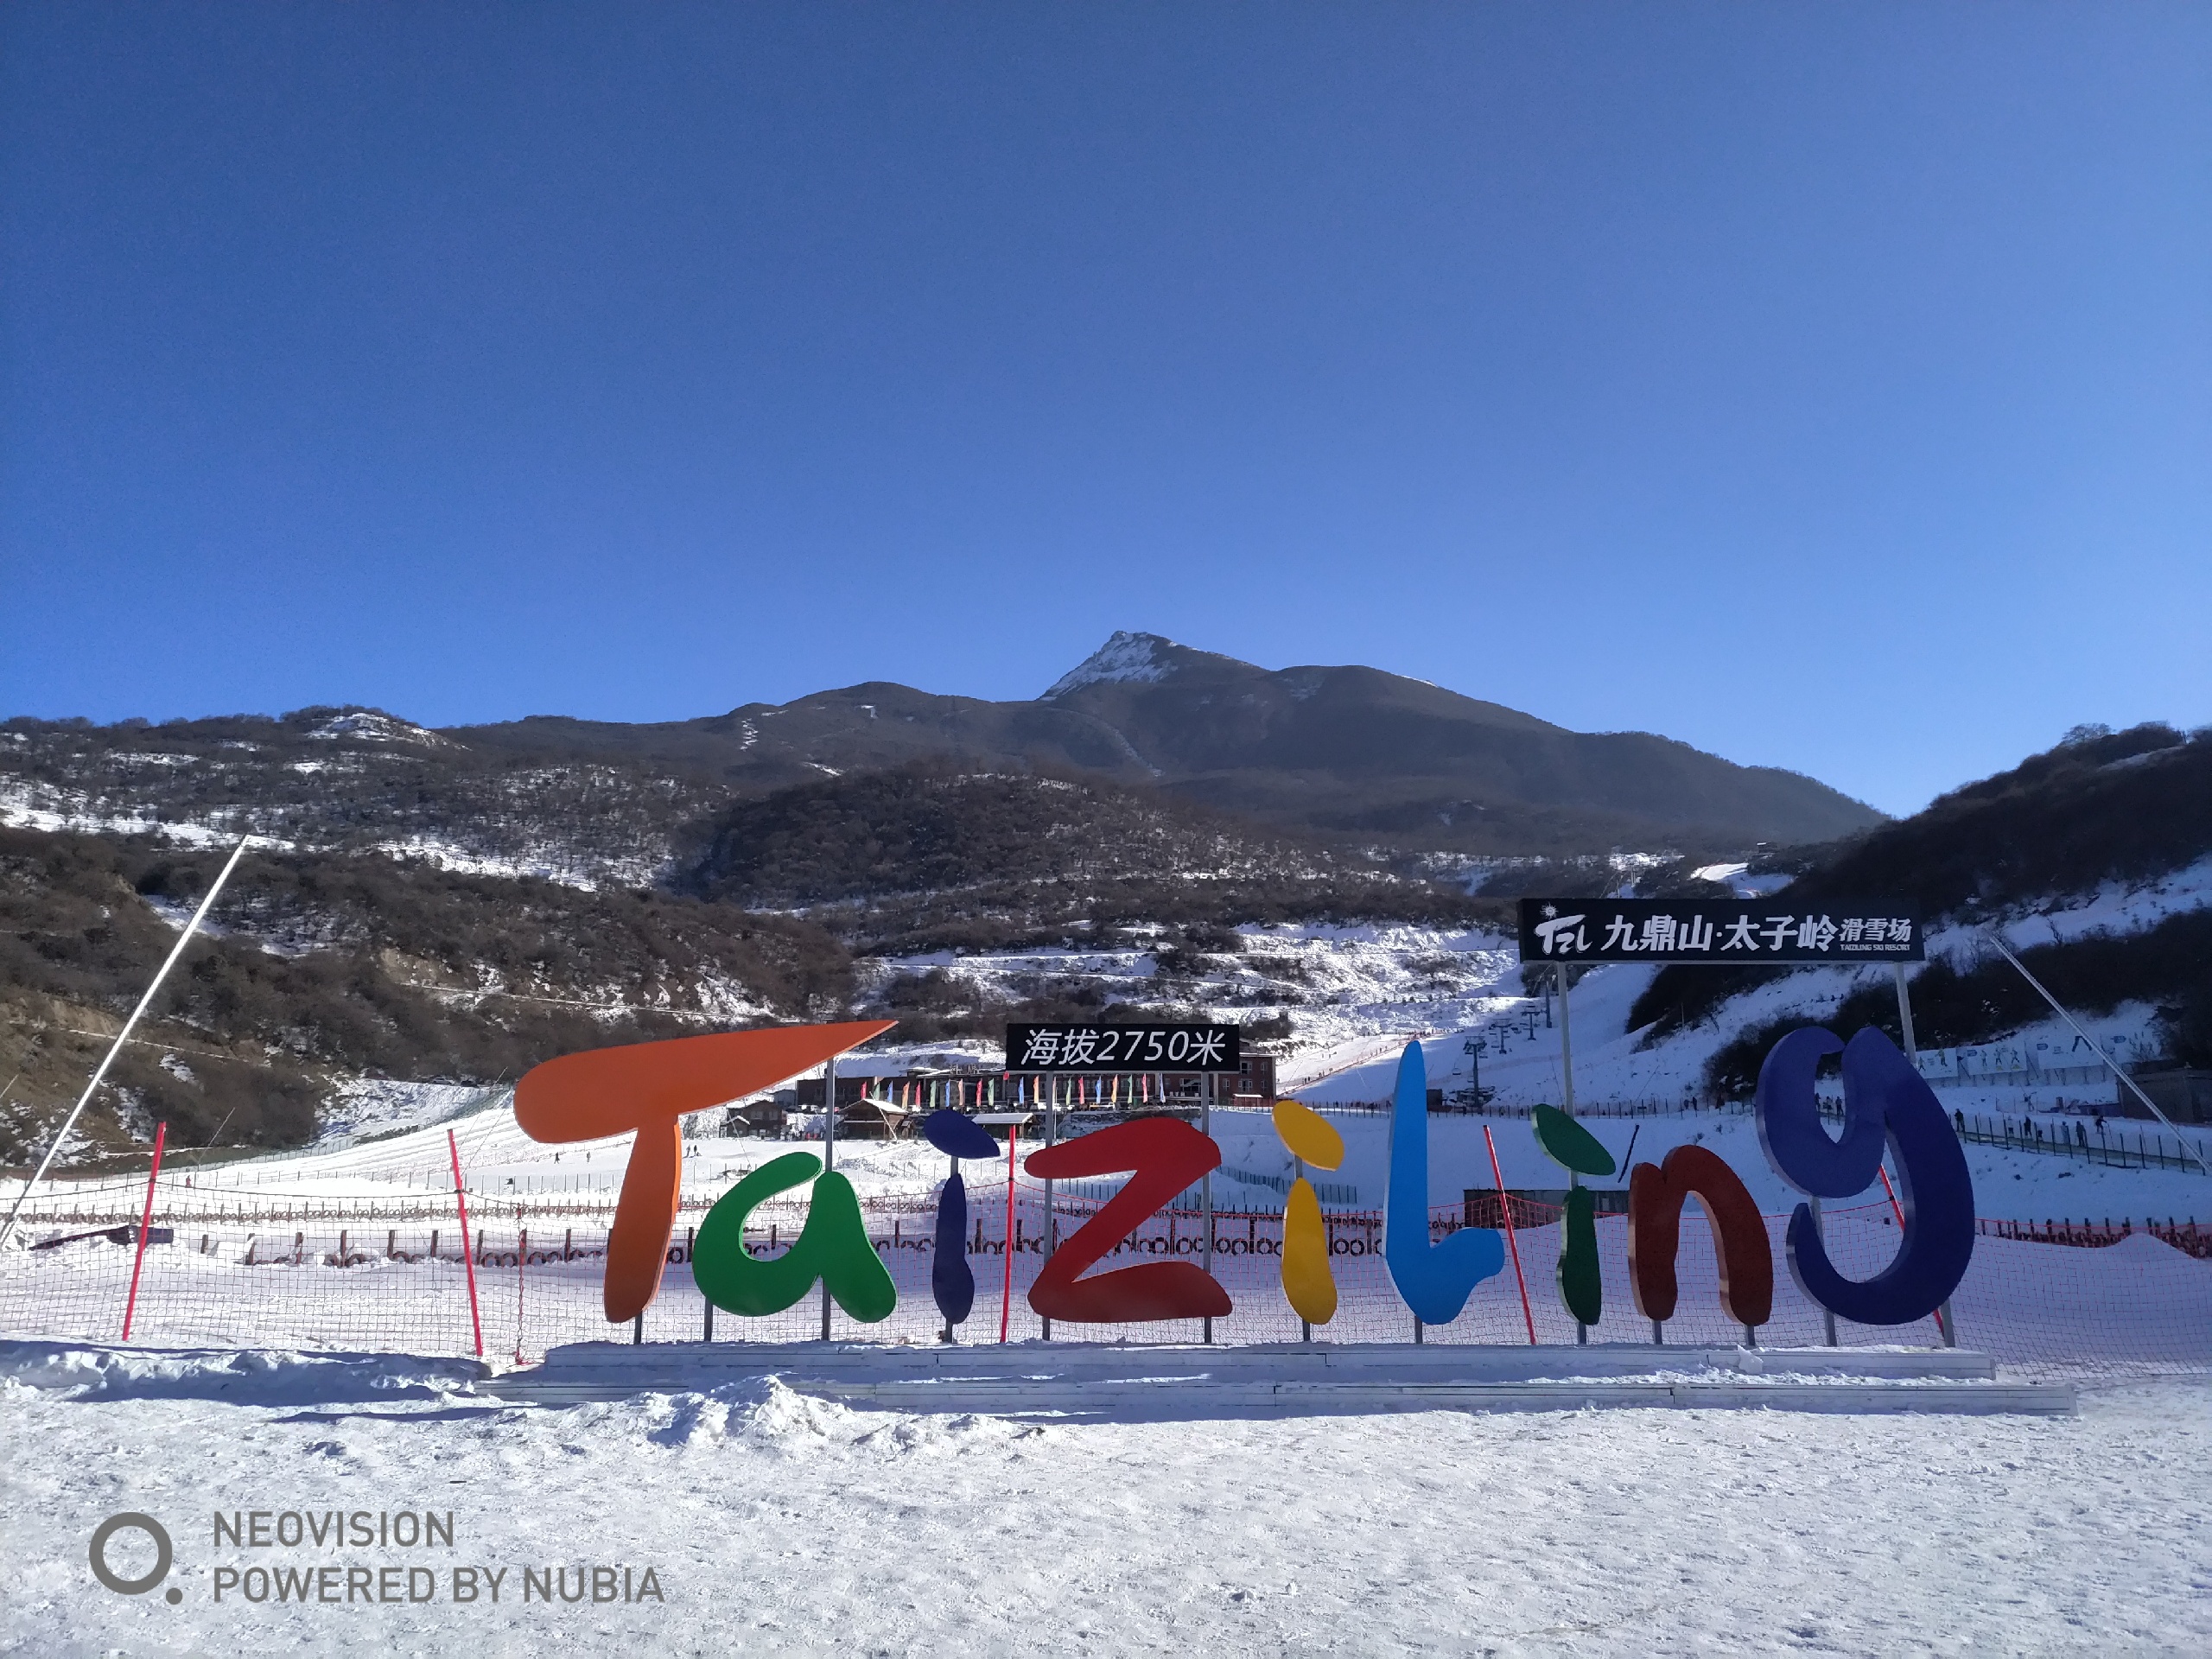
1040,632 -> 1267,700
1040,632 -> 1179,699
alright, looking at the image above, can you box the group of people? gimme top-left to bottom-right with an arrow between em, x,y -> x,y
1952,1107 -> 2107,1148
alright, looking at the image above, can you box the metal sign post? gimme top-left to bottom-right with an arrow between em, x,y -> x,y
1556,963 -> 1578,1116
1892,963 -> 1919,1057
1201,1070 -> 1215,1344
1042,1081 -> 1058,1342
1557,963 -> 1586,1345
820,1052 -> 836,1343
1891,963 -> 1955,1346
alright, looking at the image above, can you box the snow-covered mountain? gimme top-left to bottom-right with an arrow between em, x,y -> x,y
1,631 -> 1882,890
1040,629 -> 1185,696
0,668 -> 2200,1174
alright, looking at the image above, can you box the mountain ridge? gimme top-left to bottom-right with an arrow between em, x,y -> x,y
442,631 -> 1881,855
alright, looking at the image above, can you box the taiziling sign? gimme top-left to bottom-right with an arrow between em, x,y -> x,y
1516,898 -> 1924,963
514,1020 -> 1975,1338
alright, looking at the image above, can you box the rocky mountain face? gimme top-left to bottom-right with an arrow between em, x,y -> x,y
1032,634 -> 1883,849
681,765 -> 1487,954
0,825 -> 852,1162
0,709 -> 718,891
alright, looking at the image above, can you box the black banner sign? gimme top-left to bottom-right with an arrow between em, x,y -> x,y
1516,898 -> 1924,963
1004,1023 -> 1242,1072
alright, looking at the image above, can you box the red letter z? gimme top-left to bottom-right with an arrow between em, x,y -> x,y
1023,1117 -> 1233,1323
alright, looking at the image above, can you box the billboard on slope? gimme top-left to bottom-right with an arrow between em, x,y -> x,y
1516,899 -> 1923,963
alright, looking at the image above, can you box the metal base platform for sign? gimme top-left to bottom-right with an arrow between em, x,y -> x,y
486,1341 -> 2072,1418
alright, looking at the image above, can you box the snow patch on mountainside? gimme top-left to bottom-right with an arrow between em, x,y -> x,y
1040,631 -> 1174,698
1688,861 -> 1797,898
307,711 -> 457,747
1965,852 -> 2212,955
0,778 -> 253,849
373,834 -> 661,892
315,1080 -> 514,1148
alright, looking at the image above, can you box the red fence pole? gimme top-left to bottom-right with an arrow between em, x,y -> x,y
1876,1164 -> 1946,1342
449,1128 -> 485,1359
119,1122 -> 167,1342
1484,1125 -> 1536,1344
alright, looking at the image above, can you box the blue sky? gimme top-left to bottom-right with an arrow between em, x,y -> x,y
3,3 -> 2206,816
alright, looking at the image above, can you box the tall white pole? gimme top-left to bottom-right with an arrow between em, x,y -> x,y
1,835 -> 252,1253
1556,963 -> 1578,1115
1892,963 -> 1920,1059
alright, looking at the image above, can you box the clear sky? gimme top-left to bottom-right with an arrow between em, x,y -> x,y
3,4 -> 2206,817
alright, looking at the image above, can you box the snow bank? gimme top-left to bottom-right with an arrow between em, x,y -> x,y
2,1344 -> 2205,1654
0,1342 -> 483,1404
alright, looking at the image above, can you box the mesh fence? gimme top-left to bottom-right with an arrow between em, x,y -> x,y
3,1160 -> 2208,1380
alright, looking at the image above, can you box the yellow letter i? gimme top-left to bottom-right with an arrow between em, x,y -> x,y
1272,1100 -> 1346,1336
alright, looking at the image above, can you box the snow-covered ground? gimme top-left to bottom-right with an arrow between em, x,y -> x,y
3,1344 -> 2208,1656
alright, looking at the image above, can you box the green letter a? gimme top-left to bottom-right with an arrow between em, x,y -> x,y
691,1152 -> 896,1322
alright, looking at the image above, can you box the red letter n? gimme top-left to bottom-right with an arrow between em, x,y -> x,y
1627,1145 -> 1774,1330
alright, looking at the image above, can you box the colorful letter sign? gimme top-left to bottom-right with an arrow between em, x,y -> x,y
1755,1027 -> 1974,1325
692,1152 -> 896,1323
922,1108 -> 1002,1330
1531,1105 -> 1612,1326
1384,1044 -> 1504,1324
1272,1099 -> 1345,1326
521,1019 -> 1980,1343
514,1020 -> 893,1321
1024,1117 -> 1232,1323
1626,1146 -> 1774,1330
